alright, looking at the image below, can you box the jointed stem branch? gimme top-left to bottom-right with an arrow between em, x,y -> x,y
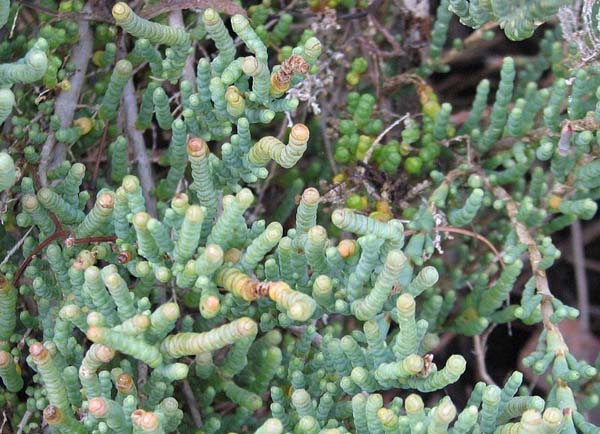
487,180 -> 560,336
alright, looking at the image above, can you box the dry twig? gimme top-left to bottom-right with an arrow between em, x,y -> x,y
473,330 -> 497,386
38,4 -> 94,185
182,379 -> 203,428
123,78 -> 157,216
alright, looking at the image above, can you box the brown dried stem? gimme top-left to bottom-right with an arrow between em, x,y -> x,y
38,3 -> 94,185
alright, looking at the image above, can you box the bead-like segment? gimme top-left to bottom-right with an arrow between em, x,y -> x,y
202,8 -> 235,74
145,302 -> 180,344
221,57 -> 245,85
122,175 -> 146,213
155,362 -> 189,382
113,187 -> 134,243
147,218 -> 175,254
173,205 -> 205,264
312,275 -> 334,307
135,39 -> 163,76
60,163 -> 85,208
448,188 -> 484,227
428,397 -> 457,434
377,408 -> 400,433
269,281 -> 317,321
160,317 -> 257,357
63,366 -> 82,408
0,43 -> 48,87
255,418 -> 283,434
393,294 -> 417,360
99,59 -> 132,121
86,326 -> 163,368
109,136 -> 129,183
112,2 -> 190,46
558,198 -> 598,220
479,260 -> 523,316
157,397 -> 183,432
219,335 -> 254,377
292,388 -> 316,418
132,212 -> 162,263
188,137 -> 218,240
195,244 -> 224,277
375,354 -> 424,382
240,222 -> 283,272
0,89 -> 14,126
84,266 -> 118,325
346,235 -> 383,300
352,250 -> 408,321
244,107 -> 275,124
414,354 -> 466,392
295,188 -> 320,235
30,342 -> 70,412
461,79 -> 489,134
0,275 -> 17,341
433,102 -> 452,140
38,187 -> 85,224
247,124 -> 309,169
113,314 -> 150,336
0,152 -> 16,191
225,85 -> 246,118
301,37 -> 322,66
207,188 -> 254,249
222,380 -> 262,411
89,397 -> 127,431
305,225 -> 329,276
100,267 -> 136,321
131,409 -> 163,433
352,393 -> 369,434
136,81 -> 159,131
365,393 -> 384,434
478,58 -> 515,153
407,266 -> 439,297
22,194 -> 56,235
243,55 -> 271,105
158,119 -> 187,199
332,209 -> 404,248
46,243 -> 71,294
76,192 -> 115,238
0,350 -> 23,392
153,86 -> 174,130
480,384 -> 503,433
216,267 -> 259,301
232,15 -> 267,62
43,405 -> 84,434
453,405 -> 479,434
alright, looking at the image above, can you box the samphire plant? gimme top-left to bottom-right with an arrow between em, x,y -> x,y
1,0 -> 600,433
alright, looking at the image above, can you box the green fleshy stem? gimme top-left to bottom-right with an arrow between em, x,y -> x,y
0,88 -> 15,126
247,123 -> 309,169
0,275 -> 16,341
0,350 -> 23,392
86,326 -> 163,368
43,405 -> 85,434
0,43 -> 48,87
160,317 -> 257,357
29,342 -> 71,412
112,2 -> 190,46
75,191 -> 115,238
99,59 -> 132,121
173,205 -> 205,264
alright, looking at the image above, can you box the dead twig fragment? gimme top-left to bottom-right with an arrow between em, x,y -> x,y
38,4 -> 94,185
140,0 -> 247,19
